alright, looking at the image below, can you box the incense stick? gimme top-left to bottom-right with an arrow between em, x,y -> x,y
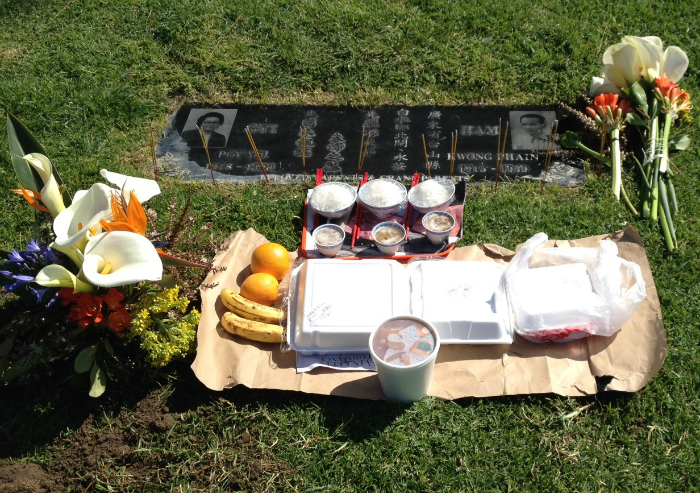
197,126 -> 217,185
541,121 -> 558,189
450,130 -> 458,177
150,122 -> 158,182
245,127 -> 270,183
357,128 -> 365,177
422,134 -> 431,177
300,127 -> 307,175
496,121 -> 509,191
598,119 -> 607,179
357,127 -> 370,177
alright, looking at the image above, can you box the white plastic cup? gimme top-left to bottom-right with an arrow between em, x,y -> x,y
368,316 -> 441,403
312,224 -> 345,257
421,211 -> 455,245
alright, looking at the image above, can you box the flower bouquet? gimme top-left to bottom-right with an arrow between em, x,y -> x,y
562,36 -> 691,251
1,114 -> 205,396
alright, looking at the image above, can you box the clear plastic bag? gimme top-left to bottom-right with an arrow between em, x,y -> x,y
503,233 -> 646,343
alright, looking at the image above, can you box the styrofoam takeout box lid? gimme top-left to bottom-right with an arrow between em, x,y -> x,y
407,261 -> 512,344
288,259 -> 409,354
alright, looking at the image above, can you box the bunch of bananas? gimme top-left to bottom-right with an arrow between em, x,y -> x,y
220,289 -> 285,343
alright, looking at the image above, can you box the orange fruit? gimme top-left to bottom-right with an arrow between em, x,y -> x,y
240,273 -> 279,306
251,243 -> 291,281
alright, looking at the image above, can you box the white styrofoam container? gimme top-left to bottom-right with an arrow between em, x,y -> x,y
288,259 -> 512,355
288,259 -> 409,354
407,261 -> 512,344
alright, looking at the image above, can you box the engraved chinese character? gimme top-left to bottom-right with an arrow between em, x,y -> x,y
428,110 -> 442,119
394,124 -> 410,131
396,116 -> 411,124
301,117 -> 318,128
393,153 -> 408,162
427,121 -> 441,130
394,133 -> 409,148
397,109 -> 410,116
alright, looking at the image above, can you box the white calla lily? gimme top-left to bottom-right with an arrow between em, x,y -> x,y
53,183 -> 113,248
100,169 -> 160,203
590,36 -> 688,96
34,264 -> 94,293
22,153 -> 66,217
82,231 -> 163,288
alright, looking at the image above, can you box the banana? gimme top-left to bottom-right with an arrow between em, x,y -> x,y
221,311 -> 284,343
221,289 -> 284,325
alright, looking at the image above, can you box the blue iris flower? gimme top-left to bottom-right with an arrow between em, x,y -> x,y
1,271 -> 35,292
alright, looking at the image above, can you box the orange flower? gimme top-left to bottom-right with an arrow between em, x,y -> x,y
99,190 -> 148,236
108,308 -> 132,332
655,74 -> 692,114
586,93 -> 634,130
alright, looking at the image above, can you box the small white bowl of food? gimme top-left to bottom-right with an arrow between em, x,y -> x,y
372,222 -> 406,255
312,224 -> 346,257
421,211 -> 456,244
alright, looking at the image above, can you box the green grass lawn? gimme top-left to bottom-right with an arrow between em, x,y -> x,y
1,0 -> 699,491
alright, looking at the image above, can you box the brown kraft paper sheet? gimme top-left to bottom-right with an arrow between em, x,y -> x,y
191,226 -> 666,399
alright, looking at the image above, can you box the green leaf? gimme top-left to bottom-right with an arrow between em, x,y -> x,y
0,335 -> 15,358
6,113 -> 71,205
560,131 -> 581,149
629,82 -> 649,113
89,363 -> 107,397
104,339 -> 115,356
649,97 -> 660,120
668,135 -> 691,152
625,113 -> 647,127
7,113 -> 44,191
156,274 -> 178,288
74,346 -> 96,374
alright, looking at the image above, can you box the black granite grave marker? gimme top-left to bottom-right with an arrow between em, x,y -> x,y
156,105 -> 585,186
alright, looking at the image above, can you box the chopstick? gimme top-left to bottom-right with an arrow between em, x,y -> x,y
311,168 -> 324,230
351,172 -> 369,248
403,173 -> 421,240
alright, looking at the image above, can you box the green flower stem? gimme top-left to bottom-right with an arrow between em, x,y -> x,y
569,142 -> 611,165
650,155 -> 660,222
666,174 -> 678,214
658,192 -> 675,251
610,128 -> 621,200
620,182 -> 638,216
632,155 -> 651,191
642,117 -> 659,219
659,113 -> 673,173
659,178 -> 677,249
